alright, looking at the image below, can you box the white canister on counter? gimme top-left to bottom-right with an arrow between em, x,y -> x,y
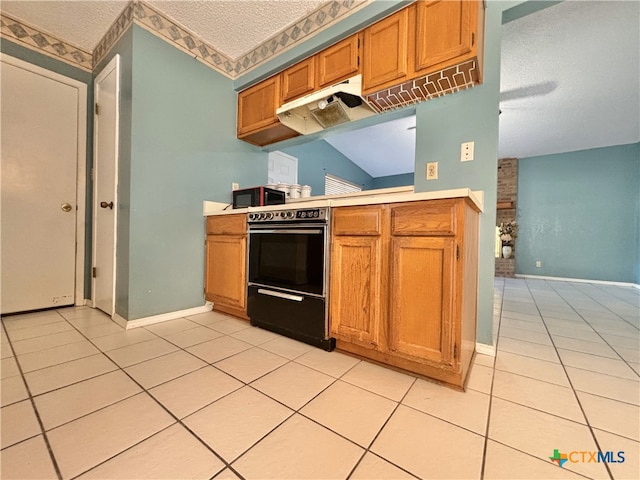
276,183 -> 289,197
289,184 -> 301,198
300,185 -> 311,197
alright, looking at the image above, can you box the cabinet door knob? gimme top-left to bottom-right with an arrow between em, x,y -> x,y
61,203 -> 73,212
100,201 -> 114,209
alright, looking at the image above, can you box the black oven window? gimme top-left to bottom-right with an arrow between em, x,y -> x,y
249,232 -> 324,295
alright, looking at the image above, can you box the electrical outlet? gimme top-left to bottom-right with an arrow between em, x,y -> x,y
536,260 -> 542,268
461,141 -> 474,161
426,162 -> 438,180
232,182 -> 239,191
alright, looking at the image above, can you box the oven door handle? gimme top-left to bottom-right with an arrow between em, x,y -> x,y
257,288 -> 304,302
249,229 -> 323,234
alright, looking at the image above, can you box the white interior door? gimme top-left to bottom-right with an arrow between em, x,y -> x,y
268,151 -> 298,185
1,55 -> 86,314
92,55 -> 119,316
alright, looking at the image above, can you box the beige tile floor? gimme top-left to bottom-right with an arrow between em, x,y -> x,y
1,278 -> 638,479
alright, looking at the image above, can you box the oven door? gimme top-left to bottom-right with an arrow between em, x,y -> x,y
248,224 -> 326,297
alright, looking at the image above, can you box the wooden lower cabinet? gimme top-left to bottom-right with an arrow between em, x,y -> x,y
329,198 -> 479,389
205,214 -> 248,320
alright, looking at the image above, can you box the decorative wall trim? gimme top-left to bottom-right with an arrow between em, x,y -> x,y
2,0 -> 370,79
92,2 -> 136,68
365,59 -> 479,113
233,0 -> 368,77
0,12 -> 92,71
515,274 -> 640,289
130,1 -> 235,76
114,303 -> 213,330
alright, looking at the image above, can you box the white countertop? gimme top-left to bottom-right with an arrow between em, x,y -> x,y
204,187 -> 484,216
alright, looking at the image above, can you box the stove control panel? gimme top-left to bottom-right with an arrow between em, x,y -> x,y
248,207 -> 328,223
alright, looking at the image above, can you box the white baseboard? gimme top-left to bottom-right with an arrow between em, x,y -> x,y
113,304 -> 213,330
476,342 -> 496,357
515,274 -> 640,289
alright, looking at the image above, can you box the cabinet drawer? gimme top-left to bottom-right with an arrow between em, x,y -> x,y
206,214 -> 247,235
332,206 -> 382,236
391,201 -> 456,235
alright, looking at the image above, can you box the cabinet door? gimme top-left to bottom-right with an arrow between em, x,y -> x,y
237,76 -> 279,135
330,235 -> 384,349
362,8 -> 409,92
281,57 -> 315,103
415,0 -> 475,73
317,34 -> 361,88
205,234 -> 247,311
388,236 -> 455,365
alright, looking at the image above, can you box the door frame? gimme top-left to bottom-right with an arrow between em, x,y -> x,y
91,54 -> 120,315
0,53 -> 87,307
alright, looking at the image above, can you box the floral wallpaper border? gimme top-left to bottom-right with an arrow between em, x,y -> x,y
2,0 -> 368,78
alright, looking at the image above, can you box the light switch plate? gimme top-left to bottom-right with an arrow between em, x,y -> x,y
461,141 -> 474,161
426,162 -> 438,180
232,182 -> 239,191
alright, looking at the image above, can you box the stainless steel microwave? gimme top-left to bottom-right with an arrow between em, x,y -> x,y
232,187 -> 286,209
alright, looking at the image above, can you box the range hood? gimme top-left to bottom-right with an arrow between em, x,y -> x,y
276,74 -> 376,135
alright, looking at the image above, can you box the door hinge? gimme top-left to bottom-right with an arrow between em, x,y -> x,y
454,344 -> 458,359
357,56 -> 360,67
471,32 -> 475,47
456,244 -> 460,260
95,103 -> 99,115
92,267 -> 97,278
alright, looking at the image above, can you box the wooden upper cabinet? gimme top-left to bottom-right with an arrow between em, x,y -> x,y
237,75 -> 299,146
317,34 -> 361,88
415,0 -> 477,73
237,76 -> 279,135
362,8 -> 409,93
281,57 -> 316,103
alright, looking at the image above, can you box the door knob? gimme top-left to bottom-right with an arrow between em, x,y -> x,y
100,201 -> 114,209
61,203 -> 72,212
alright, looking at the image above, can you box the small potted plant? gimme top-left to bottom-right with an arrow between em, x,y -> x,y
499,221 -> 518,259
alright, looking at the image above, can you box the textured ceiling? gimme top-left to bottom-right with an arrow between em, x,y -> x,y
498,0 -> 640,160
147,0 -> 325,59
1,1 -> 130,50
0,0 -> 326,57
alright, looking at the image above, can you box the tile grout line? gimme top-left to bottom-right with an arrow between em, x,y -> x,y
524,278 -> 615,480
0,314 -> 65,480
545,281 -> 640,377
479,276 -> 506,480
345,376 -> 421,480
60,314 -> 243,479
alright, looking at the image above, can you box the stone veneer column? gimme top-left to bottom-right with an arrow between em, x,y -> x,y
495,158 -> 518,277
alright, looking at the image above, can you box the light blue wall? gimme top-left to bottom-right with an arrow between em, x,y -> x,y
516,143 -> 640,283
1,39 -> 95,298
412,1 -> 506,345
282,140 -> 374,194
113,26 -> 268,320
372,173 -> 415,189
